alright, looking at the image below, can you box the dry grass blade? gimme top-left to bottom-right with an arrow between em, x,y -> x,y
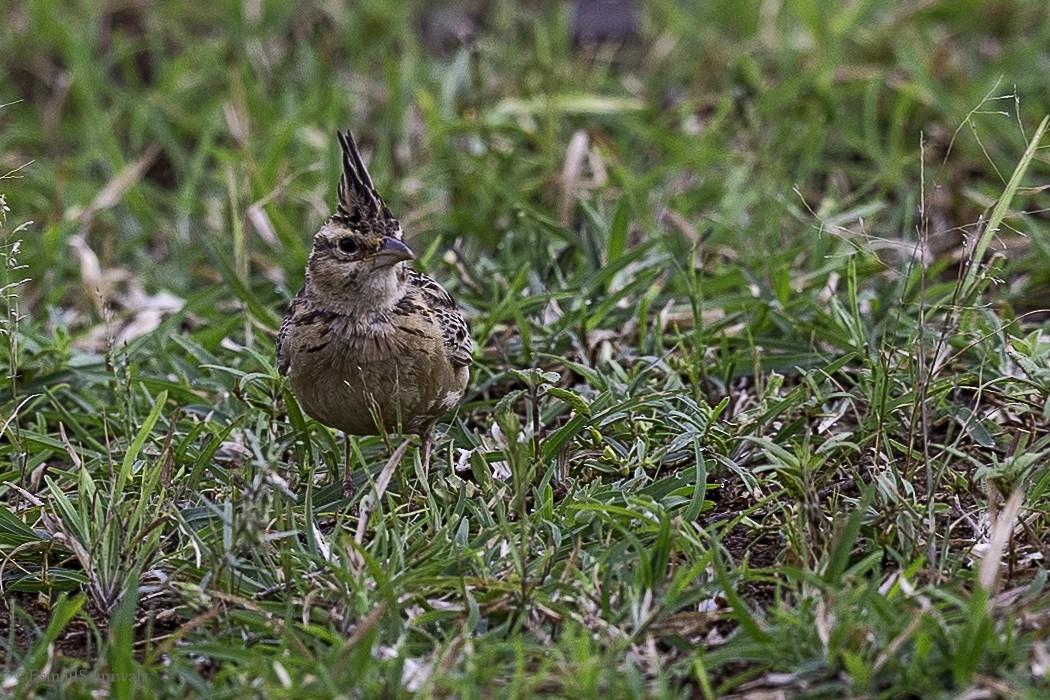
67,145 -> 160,227
977,486 -> 1025,598
560,130 -> 589,225
353,438 -> 412,546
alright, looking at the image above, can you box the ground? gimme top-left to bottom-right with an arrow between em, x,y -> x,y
2,1 -> 1050,697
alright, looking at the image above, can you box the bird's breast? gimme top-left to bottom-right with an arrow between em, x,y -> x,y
286,318 -> 466,436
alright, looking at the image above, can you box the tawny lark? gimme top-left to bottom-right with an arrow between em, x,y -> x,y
277,131 -> 472,497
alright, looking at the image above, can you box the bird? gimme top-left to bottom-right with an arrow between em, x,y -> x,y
277,131 -> 472,499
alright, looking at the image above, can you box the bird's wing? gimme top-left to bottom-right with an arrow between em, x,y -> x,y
276,289 -> 307,376
407,269 -> 473,369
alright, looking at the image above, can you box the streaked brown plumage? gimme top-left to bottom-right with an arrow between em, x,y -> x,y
277,131 -> 471,497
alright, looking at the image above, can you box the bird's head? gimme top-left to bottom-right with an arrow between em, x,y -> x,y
305,131 -> 415,311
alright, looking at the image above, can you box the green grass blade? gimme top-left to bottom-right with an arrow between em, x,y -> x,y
960,114 -> 1049,300
117,390 -> 167,494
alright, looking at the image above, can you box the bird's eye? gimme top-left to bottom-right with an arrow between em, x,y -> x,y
338,238 -> 357,254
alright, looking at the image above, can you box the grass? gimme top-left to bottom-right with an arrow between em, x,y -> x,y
2,0 -> 1050,697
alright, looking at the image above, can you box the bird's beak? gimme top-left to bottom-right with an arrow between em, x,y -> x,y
371,236 -> 415,268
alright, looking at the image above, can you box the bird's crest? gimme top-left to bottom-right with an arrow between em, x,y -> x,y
334,131 -> 396,226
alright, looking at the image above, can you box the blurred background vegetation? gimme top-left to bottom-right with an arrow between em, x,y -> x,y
3,0 -> 1049,321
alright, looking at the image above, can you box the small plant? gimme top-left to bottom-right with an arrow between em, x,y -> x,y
0,181 -> 32,480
